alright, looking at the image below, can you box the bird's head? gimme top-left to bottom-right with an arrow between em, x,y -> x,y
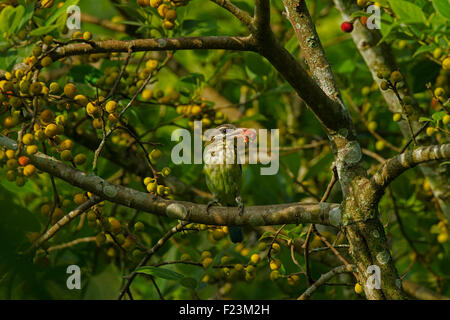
205,124 -> 256,147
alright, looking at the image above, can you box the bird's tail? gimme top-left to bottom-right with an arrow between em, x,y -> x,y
229,226 -> 243,243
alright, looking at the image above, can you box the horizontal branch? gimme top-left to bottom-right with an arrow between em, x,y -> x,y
50,36 -> 257,60
0,134 -> 340,227
371,144 -> 450,193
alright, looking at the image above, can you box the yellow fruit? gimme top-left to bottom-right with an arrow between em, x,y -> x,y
149,149 -> 162,161
443,57 -> 450,71
3,116 -> 19,128
105,100 -> 117,113
40,109 -> 54,124
64,83 -> 77,98
271,242 -> 280,254
433,48 -> 443,59
26,145 -> 38,155
393,113 -> 402,122
145,59 -> 158,71
270,270 -> 280,281
443,115 -> 450,125
354,283 -> 364,294
157,4 -> 169,17
368,121 -> 378,131
201,251 -> 211,259
41,0 -> 54,8
375,140 -> 385,151
44,123 -> 58,137
202,257 -> 213,268
83,31 -> 92,40
269,259 -> 281,270
141,89 -> 152,100
5,149 -> 15,159
150,0 -> 162,8
165,9 -> 177,21
426,127 -> 436,136
437,233 -> 448,243
23,164 -> 36,176
74,94 -> 88,107
59,139 -> 72,151
86,102 -> 99,117
92,118 -> 103,129
74,193 -> 87,205
434,87 -> 445,97
161,167 -> 171,177
162,20 -> 175,30
108,217 -> 121,234
250,254 -> 260,264
146,181 -> 157,193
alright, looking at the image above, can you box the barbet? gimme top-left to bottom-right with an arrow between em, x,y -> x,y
204,124 -> 255,243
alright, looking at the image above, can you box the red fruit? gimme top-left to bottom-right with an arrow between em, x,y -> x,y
18,156 -> 30,166
341,21 -> 354,33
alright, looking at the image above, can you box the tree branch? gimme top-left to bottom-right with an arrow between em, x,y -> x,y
371,144 -> 450,194
209,0 -> 254,29
49,36 -> 257,61
297,264 -> 356,300
254,0 -> 271,38
0,134 -> 340,227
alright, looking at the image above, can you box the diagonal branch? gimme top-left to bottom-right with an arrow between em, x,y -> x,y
210,0 -> 254,29
298,264 -> 356,300
371,144 -> 450,195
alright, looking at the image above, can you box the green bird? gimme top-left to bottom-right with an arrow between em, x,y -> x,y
203,124 -> 255,243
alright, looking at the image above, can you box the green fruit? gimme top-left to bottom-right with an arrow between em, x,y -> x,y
73,153 -> 87,165
380,81 -> 389,91
134,221 -> 145,232
60,150 -> 72,161
41,56 -> 52,67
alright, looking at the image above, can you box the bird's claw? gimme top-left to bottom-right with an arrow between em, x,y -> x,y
236,196 -> 244,216
206,200 -> 219,215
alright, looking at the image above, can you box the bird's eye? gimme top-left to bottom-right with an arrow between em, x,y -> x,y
220,128 -> 227,134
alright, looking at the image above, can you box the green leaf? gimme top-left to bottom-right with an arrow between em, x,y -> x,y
0,5 -> 15,34
388,0 -> 427,24
10,5 -> 25,34
419,116 -> 433,122
45,0 -> 79,27
413,43 -> 436,57
433,0 -> 450,20
180,277 -> 197,289
135,266 -> 184,280
432,110 -> 446,122
29,24 -> 58,37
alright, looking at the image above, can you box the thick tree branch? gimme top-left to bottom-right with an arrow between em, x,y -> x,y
282,0 -> 341,101
50,36 -> 257,61
371,144 -> 450,194
254,0 -> 271,38
0,134 -> 340,227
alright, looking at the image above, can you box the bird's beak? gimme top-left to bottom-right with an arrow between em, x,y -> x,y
229,128 -> 256,144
